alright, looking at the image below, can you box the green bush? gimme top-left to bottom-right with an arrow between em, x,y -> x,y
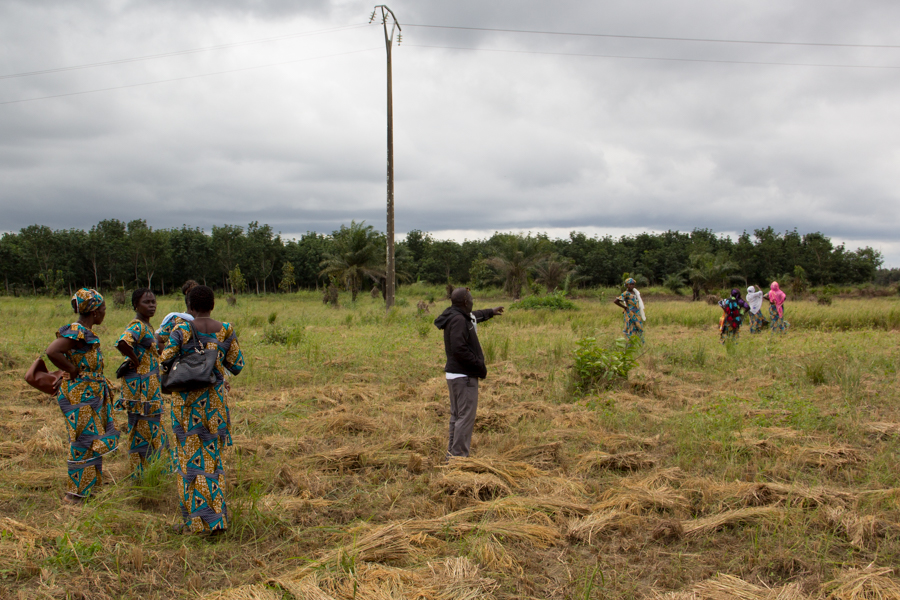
572,337 -> 639,394
512,291 -> 576,311
261,324 -> 304,346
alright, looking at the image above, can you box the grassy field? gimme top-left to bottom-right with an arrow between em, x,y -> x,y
2,291 -> 900,599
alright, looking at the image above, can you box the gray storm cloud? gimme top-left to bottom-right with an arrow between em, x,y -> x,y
1,0 -> 898,262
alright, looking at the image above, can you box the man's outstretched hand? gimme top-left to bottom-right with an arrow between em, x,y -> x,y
493,306 -> 505,315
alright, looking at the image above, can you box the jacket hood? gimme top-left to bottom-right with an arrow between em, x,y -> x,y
434,305 -> 468,330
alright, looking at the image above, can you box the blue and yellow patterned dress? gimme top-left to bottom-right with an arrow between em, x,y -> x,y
617,290 -> 644,344
116,319 -> 168,476
749,310 -> 766,333
160,322 -> 244,533
769,303 -> 788,333
55,323 -> 120,498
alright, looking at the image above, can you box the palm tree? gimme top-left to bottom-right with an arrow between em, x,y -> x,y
534,255 -> 575,293
683,252 -> 740,300
484,234 -> 551,299
319,221 -> 384,302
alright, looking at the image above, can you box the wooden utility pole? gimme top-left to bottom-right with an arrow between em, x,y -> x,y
371,5 -> 401,310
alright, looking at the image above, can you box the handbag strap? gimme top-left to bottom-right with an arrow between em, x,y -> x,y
185,319 -> 207,354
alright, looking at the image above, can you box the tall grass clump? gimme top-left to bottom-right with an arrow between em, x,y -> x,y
261,323 -> 305,347
571,337 -> 639,395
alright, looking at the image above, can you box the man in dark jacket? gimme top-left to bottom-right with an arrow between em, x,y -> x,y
433,287 -> 504,459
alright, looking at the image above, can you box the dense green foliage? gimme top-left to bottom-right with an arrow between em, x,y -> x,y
571,336 -> 640,394
0,219 -> 883,296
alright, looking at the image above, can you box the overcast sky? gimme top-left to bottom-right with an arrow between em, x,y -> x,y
1,1 -> 899,265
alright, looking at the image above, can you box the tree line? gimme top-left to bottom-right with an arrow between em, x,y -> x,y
0,219 -> 884,298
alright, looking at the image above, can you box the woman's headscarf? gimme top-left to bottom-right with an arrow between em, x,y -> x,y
746,286 -> 764,314
766,281 -> 786,317
730,288 -> 750,310
623,278 -> 646,321
72,288 -> 104,315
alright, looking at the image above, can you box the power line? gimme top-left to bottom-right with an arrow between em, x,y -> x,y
0,23 -> 372,81
407,43 -> 900,70
0,48 -> 380,106
405,23 -> 900,50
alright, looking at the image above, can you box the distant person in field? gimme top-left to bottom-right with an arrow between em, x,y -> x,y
160,285 -> 244,536
719,289 -> 750,343
746,286 -> 766,333
115,288 -> 168,478
764,281 -> 788,333
613,278 -> 645,344
157,279 -> 198,350
434,288 -> 504,460
44,288 -> 120,503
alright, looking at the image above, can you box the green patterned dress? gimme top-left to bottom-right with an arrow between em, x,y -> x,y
160,322 -> 244,533
116,319 -> 168,476
55,323 -> 120,498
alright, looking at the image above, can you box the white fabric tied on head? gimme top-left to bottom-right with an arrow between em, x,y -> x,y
746,286 -> 764,314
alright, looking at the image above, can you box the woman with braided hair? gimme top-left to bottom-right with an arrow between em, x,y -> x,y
115,288 -> 168,478
160,285 -> 244,535
45,288 -> 120,502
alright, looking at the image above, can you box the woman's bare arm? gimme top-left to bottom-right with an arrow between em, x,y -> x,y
46,337 -> 79,377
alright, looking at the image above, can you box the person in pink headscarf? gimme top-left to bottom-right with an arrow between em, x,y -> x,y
764,282 -> 788,333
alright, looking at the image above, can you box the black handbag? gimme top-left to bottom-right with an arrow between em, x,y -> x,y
115,360 -> 132,379
160,321 -> 218,394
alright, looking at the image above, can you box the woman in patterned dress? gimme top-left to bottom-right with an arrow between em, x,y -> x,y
160,285 -> 244,535
719,289 -> 749,343
45,288 -> 120,503
115,288 -> 168,478
764,281 -> 789,333
746,286 -> 766,333
613,278 -> 645,345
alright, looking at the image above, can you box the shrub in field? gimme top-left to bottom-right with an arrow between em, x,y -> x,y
572,337 -> 639,394
511,292 -> 576,311
261,323 -> 304,346
804,356 -> 829,385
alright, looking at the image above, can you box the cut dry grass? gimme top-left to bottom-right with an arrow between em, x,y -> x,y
501,442 -> 563,469
594,482 -> 689,515
574,450 -> 656,474
441,456 -> 543,487
824,507 -> 896,550
201,585 -> 283,600
864,422 -> 900,438
433,472 -> 511,501
825,567 -> 900,600
659,573 -> 811,600
567,510 -> 646,544
6,297 -> 900,599
680,506 -> 782,537
277,557 -> 498,600
788,445 -> 863,469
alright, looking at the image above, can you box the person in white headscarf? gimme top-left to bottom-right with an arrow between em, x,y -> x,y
746,285 -> 766,334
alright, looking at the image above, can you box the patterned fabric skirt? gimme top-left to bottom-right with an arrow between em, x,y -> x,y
57,377 -> 120,498
123,403 -> 170,477
721,325 -> 740,343
749,311 -> 766,334
623,310 -> 645,344
769,304 -> 788,333
171,393 -> 230,533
